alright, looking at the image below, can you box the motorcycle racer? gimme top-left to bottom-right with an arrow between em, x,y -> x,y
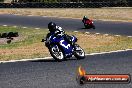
82,16 -> 95,29
45,22 -> 73,47
82,16 -> 89,23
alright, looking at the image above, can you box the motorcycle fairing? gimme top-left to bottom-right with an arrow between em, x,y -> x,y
49,35 -> 74,57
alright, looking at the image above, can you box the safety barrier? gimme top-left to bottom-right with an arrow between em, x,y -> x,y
0,2 -> 132,8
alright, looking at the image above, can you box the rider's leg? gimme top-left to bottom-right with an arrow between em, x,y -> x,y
64,34 -> 71,43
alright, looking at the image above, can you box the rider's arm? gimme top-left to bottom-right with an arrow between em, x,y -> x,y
55,26 -> 65,36
82,18 -> 85,23
45,33 -> 51,40
45,33 -> 51,47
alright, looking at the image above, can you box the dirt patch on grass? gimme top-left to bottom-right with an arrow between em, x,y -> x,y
0,8 -> 132,22
0,36 -> 26,44
0,43 -> 50,60
0,38 -> 10,44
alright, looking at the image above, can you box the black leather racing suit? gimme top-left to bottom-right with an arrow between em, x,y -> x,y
82,18 -> 89,23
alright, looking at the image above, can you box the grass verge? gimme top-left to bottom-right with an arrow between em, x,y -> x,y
0,8 -> 132,22
0,26 -> 132,61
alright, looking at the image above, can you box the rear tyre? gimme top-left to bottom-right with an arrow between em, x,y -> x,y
74,44 -> 85,60
49,45 -> 65,62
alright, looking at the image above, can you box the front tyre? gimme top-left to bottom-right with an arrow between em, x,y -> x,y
49,45 -> 64,62
74,44 -> 85,60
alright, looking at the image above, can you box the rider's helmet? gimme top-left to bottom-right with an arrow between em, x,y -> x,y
83,16 -> 88,19
48,22 -> 56,32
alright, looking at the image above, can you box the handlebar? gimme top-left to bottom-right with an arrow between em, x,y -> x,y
41,39 -> 46,42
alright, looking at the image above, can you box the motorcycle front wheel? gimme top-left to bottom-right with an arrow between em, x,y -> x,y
74,44 -> 85,60
49,45 -> 64,62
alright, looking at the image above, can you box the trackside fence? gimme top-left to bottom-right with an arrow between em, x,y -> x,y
0,2 -> 132,8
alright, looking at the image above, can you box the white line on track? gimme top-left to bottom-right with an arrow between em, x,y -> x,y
85,49 -> 132,56
104,34 -> 109,36
0,49 -> 132,63
13,26 -> 17,28
22,27 -> 27,29
42,16 -> 48,17
115,35 -> 121,37
127,36 -> 132,38
95,33 -> 100,35
85,32 -> 90,34
0,57 -> 52,63
74,31 -> 78,33
14,14 -> 20,16
3,25 -> 7,27
28,15 -> 33,16
35,28 -> 40,29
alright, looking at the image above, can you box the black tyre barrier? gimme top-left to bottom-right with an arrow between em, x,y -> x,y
0,32 -> 19,38
14,32 -> 19,37
7,39 -> 11,44
7,32 -> 14,38
7,32 -> 19,37
1,33 -> 8,38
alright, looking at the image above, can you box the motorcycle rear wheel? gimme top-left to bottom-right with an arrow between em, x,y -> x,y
74,44 -> 85,60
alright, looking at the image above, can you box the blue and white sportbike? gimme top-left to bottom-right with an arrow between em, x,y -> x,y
42,34 -> 85,61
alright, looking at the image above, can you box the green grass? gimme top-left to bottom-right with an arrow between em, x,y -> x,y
0,26 -> 132,61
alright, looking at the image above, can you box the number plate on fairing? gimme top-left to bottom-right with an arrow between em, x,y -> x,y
59,40 -> 73,55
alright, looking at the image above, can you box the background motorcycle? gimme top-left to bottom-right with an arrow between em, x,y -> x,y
83,19 -> 95,29
42,34 -> 85,61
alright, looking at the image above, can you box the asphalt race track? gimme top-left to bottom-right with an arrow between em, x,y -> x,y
0,14 -> 132,36
0,14 -> 132,88
0,51 -> 132,88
